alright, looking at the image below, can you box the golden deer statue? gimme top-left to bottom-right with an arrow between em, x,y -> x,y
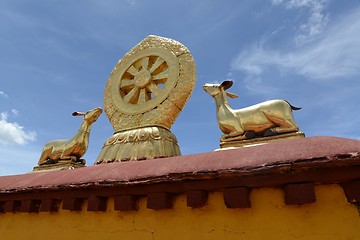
203,80 -> 300,142
38,107 -> 103,165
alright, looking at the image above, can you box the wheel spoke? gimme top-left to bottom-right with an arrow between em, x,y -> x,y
123,86 -> 139,103
147,82 -> 160,95
152,69 -> 168,81
120,55 -> 172,105
149,57 -> 165,73
141,57 -> 149,70
127,65 -> 139,76
120,79 -> 134,88
138,88 -> 149,103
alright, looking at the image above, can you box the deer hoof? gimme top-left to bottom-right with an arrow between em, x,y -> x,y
244,131 -> 255,139
43,159 -> 56,165
264,129 -> 276,137
79,159 -> 86,165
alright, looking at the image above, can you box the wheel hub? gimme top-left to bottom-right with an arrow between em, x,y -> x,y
134,69 -> 152,88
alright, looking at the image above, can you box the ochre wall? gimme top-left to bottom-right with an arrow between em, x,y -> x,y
0,184 -> 359,240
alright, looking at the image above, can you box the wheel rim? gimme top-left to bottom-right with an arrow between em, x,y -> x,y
110,47 -> 179,115
121,55 -> 167,104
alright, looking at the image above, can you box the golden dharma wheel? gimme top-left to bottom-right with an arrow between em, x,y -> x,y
97,36 -> 196,164
111,48 -> 178,114
104,35 -> 196,132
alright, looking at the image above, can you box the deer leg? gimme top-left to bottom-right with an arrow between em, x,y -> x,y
221,130 -> 254,142
221,134 -> 244,142
264,115 -> 299,135
38,147 -> 53,165
60,156 -> 78,162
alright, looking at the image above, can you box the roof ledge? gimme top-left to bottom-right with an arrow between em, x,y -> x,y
0,136 -> 360,212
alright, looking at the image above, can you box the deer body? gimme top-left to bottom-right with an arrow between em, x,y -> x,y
38,107 -> 102,165
204,81 -> 300,141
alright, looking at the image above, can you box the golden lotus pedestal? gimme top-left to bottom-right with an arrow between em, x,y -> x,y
33,161 -> 85,172
95,126 -> 181,164
219,132 -> 305,149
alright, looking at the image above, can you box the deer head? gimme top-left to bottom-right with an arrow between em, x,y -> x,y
72,107 -> 103,124
203,80 -> 238,98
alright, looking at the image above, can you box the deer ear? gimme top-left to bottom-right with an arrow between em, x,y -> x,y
72,112 -> 85,116
226,92 -> 238,98
221,80 -> 233,90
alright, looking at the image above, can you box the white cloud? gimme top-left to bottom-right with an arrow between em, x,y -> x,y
232,6 -> 360,85
11,109 -> 19,116
0,110 -> 36,145
0,91 -> 8,98
272,0 -> 329,45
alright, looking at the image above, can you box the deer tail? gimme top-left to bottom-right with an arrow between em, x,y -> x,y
285,101 -> 302,110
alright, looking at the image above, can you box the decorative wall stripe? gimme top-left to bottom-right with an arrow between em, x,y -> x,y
147,192 -> 173,210
87,195 -> 107,212
20,199 -> 41,213
223,187 -> 251,208
284,183 -> 316,205
342,180 -> 360,203
1,181 -> 360,213
186,190 -> 208,208
114,195 -> 139,211
0,201 -> 4,213
40,199 -> 60,212
4,200 -> 21,213
62,198 -> 84,211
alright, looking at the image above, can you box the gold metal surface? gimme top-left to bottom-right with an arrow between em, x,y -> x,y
110,47 -> 179,115
218,132 -> 305,149
37,107 -> 102,166
204,80 -> 303,148
32,160 -> 85,172
96,126 -> 180,163
97,35 -> 196,164
104,35 -> 196,132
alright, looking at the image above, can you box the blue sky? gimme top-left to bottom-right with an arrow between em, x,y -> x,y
1,0 -> 359,176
